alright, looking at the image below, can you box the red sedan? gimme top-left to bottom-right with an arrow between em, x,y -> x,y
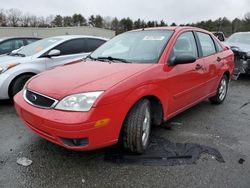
14,27 -> 234,153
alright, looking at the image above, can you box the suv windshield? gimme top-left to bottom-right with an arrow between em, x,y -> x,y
227,33 -> 250,45
91,30 -> 174,64
13,37 -> 63,57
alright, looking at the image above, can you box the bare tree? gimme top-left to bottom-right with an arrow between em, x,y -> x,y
46,15 -> 55,27
29,15 -> 39,27
0,9 -> 7,26
6,8 -> 22,26
37,17 -> 47,27
103,16 -> 112,29
22,13 -> 31,27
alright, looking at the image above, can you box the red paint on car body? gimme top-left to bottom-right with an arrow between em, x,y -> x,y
14,27 -> 234,151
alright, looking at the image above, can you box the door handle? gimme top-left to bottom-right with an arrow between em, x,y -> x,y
217,57 -> 222,62
195,64 -> 203,70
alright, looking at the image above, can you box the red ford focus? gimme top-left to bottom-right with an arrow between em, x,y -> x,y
14,27 -> 234,153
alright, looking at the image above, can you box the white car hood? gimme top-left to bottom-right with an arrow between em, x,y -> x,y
0,55 -> 32,67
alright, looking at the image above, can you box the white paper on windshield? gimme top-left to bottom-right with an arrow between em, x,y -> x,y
48,39 -> 58,43
143,36 -> 165,41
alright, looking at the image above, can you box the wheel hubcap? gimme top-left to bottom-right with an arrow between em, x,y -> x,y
142,107 -> 150,147
219,78 -> 227,101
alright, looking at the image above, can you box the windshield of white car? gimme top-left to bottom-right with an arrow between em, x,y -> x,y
90,30 -> 174,64
11,38 -> 63,57
227,33 -> 250,45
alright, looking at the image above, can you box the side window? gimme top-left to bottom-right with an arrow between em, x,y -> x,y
87,39 -> 106,52
55,39 -> 88,55
214,39 -> 224,52
169,32 -> 198,60
13,39 -> 25,49
197,32 -> 216,56
0,40 -> 14,53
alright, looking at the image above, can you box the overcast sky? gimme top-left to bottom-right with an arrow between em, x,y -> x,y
1,0 -> 250,24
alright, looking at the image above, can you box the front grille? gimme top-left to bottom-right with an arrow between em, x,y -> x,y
24,89 -> 58,108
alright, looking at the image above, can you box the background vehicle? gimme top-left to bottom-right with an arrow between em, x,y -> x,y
0,37 -> 41,55
14,27 -> 234,154
225,32 -> 250,79
0,35 -> 107,99
212,32 -> 226,42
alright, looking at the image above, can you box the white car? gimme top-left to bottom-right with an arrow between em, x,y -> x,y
0,35 -> 107,99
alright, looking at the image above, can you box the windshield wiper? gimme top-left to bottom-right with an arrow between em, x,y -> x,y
9,52 -> 26,57
97,56 -> 131,63
85,55 -> 105,62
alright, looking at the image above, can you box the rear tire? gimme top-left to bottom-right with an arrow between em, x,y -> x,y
122,99 -> 152,154
9,74 -> 34,99
209,75 -> 229,104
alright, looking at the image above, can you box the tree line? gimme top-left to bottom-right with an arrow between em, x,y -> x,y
0,8 -> 250,36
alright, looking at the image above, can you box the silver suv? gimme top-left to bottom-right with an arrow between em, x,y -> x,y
0,35 -> 107,99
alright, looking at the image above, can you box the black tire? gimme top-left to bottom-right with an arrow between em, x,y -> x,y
209,75 -> 229,104
122,99 -> 152,154
9,74 -> 34,99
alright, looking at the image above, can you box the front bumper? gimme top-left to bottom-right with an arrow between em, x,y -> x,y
14,91 -> 129,151
0,73 -> 11,100
233,51 -> 250,78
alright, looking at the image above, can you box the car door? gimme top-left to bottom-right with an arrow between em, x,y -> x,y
195,32 -> 221,95
45,38 -> 89,69
166,31 -> 207,116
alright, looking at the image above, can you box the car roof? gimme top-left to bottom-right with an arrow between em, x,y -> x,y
48,35 -> 108,41
232,32 -> 250,34
0,36 -> 41,41
130,26 -> 210,33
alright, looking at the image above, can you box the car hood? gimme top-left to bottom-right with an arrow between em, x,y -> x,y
225,42 -> 250,52
27,61 -> 153,99
0,55 -> 32,67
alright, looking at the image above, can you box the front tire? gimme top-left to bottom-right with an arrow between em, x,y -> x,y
9,74 -> 34,99
122,99 -> 152,154
209,75 -> 229,104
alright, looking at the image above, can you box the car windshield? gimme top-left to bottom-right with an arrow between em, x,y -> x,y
91,30 -> 174,64
13,37 -> 63,57
227,33 -> 250,45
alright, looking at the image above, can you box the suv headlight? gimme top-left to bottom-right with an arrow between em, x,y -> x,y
55,91 -> 104,112
0,63 -> 19,74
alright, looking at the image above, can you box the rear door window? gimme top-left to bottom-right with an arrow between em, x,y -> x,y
55,39 -> 88,55
213,39 -> 224,52
197,32 -> 216,57
86,38 -> 106,52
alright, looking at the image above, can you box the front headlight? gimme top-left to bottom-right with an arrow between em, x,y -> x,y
55,91 -> 104,112
0,63 -> 20,74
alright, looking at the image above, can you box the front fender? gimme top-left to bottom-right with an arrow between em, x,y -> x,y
123,84 -> 169,119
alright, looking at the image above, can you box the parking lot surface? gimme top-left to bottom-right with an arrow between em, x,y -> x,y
0,76 -> 250,188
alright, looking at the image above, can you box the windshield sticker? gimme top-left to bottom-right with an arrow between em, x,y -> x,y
35,47 -> 43,52
143,36 -> 165,41
48,39 -> 58,43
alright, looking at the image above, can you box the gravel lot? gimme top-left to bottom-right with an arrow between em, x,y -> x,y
0,75 -> 250,188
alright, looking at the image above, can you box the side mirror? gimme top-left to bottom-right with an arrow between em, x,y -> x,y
169,55 -> 196,66
47,49 -> 61,57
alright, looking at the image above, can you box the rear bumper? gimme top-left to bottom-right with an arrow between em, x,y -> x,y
14,91 -> 129,151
